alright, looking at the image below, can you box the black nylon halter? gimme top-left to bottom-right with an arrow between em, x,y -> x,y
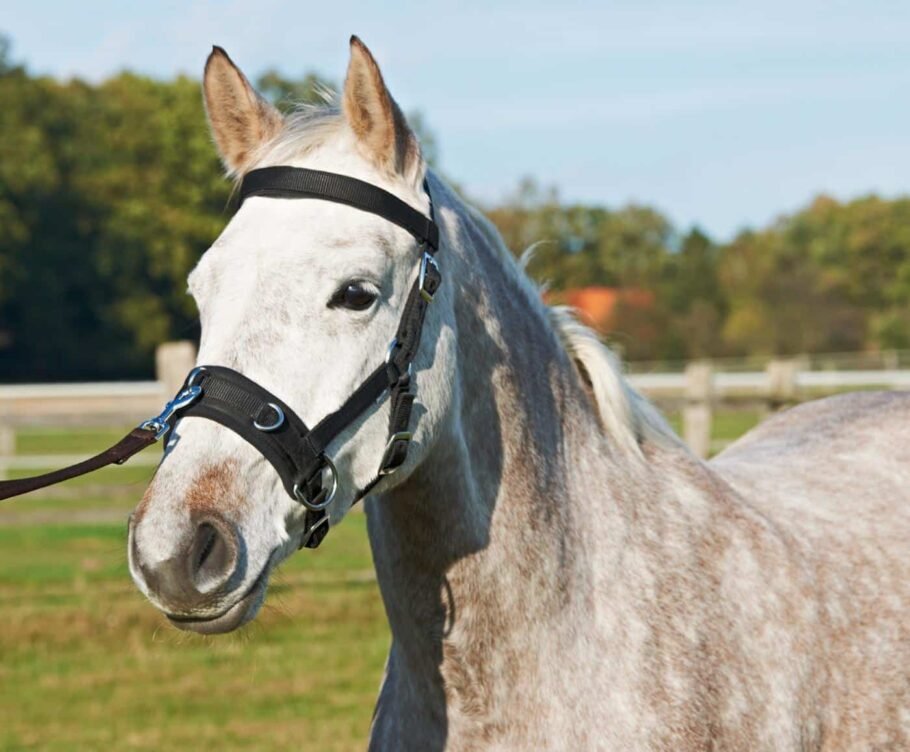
141,166 -> 442,549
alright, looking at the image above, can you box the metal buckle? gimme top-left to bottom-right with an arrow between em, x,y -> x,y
378,431 -> 412,476
293,455 -> 338,511
385,338 -> 412,382
299,513 -> 330,549
139,385 -> 203,440
386,337 -> 401,363
253,402 -> 285,432
418,252 -> 440,303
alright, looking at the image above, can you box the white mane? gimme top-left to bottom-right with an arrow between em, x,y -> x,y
456,199 -> 680,456
546,305 -> 681,453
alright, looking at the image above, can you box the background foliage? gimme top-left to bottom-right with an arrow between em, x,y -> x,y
1,34 -> 908,381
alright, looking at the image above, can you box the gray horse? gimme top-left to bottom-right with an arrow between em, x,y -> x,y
128,37 -> 910,750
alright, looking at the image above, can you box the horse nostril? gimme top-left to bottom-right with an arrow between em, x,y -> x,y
189,519 -> 238,594
131,511 -> 244,611
195,524 -> 218,570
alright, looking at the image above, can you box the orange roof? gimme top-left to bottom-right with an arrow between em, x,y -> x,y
545,286 -> 654,330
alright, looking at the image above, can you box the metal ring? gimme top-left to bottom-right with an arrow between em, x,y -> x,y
292,455 -> 338,511
253,402 -> 285,432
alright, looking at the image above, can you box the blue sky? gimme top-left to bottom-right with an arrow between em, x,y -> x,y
6,1 -> 909,239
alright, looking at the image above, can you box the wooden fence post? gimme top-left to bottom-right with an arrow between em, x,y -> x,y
684,361 -> 714,458
766,358 -> 800,410
155,341 -> 197,396
0,423 -> 14,481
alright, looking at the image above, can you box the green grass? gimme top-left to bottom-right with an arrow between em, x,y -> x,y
2,425 -> 386,751
665,409 -> 762,452
0,513 -> 387,752
711,410 -> 762,444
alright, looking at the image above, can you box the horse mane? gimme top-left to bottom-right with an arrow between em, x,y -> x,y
251,98 -> 680,456
545,305 -> 682,453
458,199 -> 681,456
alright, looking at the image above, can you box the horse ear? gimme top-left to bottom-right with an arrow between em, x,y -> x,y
203,46 -> 283,175
342,36 -> 421,180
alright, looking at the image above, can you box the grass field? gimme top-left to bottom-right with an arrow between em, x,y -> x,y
0,514 -> 387,751
0,413 -> 762,750
1,427 -> 387,751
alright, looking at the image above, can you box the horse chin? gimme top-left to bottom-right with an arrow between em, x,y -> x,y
165,568 -> 269,635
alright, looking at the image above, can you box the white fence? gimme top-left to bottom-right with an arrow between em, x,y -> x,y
628,360 -> 910,456
2,346 -> 909,478
629,368 -> 910,395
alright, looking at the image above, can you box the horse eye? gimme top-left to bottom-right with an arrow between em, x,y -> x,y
330,282 -> 377,311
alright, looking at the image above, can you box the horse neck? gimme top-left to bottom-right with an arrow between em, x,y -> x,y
365,182 -> 673,711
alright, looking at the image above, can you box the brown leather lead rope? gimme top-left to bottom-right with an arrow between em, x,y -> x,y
0,427 -> 157,502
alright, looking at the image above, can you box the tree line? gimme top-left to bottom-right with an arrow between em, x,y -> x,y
0,37 -> 907,381
489,180 -> 910,362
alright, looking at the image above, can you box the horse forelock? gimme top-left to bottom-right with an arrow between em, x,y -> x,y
247,99 -> 345,174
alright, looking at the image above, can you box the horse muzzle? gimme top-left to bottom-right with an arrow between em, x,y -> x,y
127,509 -> 268,633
